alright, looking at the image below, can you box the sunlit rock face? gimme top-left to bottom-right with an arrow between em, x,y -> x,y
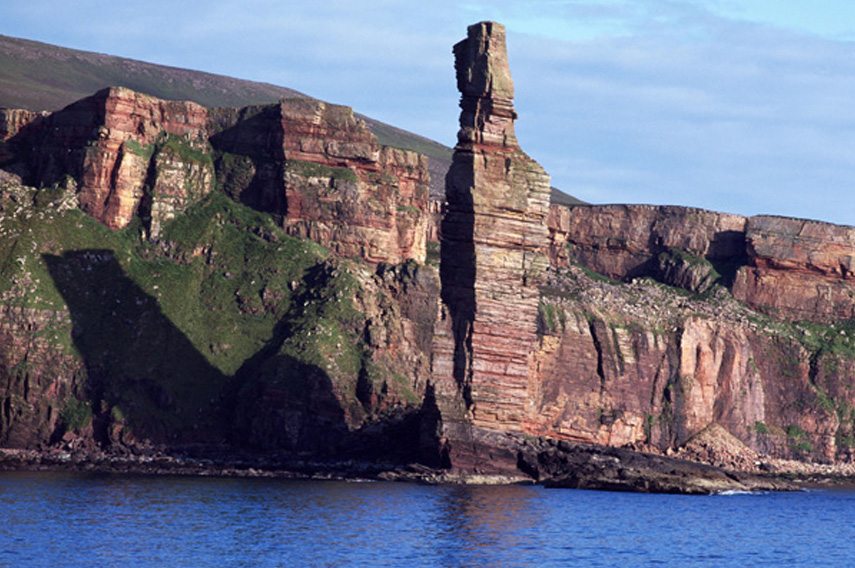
10,87 -> 214,233
208,98 -> 431,265
548,204 -> 855,324
732,216 -> 855,323
5,88 -> 430,261
431,21 -> 551,473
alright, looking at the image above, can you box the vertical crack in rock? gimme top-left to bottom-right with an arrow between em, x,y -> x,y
589,320 -> 608,397
430,21 -> 551,470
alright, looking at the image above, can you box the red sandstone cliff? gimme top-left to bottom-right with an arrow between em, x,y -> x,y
733,216 -> 855,322
548,204 -> 855,323
427,22 -> 855,478
0,88 -> 434,458
207,99 -> 431,264
4,89 -> 430,263
530,266 -> 855,467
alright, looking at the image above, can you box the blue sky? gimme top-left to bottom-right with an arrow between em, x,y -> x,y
3,0 -> 855,225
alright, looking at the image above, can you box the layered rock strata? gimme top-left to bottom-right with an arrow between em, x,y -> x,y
0,109 -> 45,177
206,99 -> 431,263
0,304 -> 82,448
5,90 -> 429,262
549,204 -> 855,323
11,87 -> 214,233
733,216 -> 855,322
431,22 -> 551,472
530,267 -> 842,463
541,206 -> 855,466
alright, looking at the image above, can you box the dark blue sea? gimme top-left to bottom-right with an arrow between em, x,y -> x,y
1,471 -> 853,567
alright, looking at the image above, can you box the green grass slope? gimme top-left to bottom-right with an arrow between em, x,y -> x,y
0,179 -> 411,445
0,35 -> 308,111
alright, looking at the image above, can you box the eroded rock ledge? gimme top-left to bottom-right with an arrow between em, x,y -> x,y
549,204 -> 855,323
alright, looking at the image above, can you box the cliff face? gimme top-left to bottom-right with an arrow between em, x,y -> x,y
4,21 -> 855,483
0,304 -> 82,448
547,204 -> 747,284
4,90 -> 429,263
531,267 -> 855,467
18,87 -> 214,232
549,204 -> 855,323
207,99 -> 430,264
733,216 -> 855,322
539,204 -> 855,465
0,88 -> 434,459
0,178 -> 437,459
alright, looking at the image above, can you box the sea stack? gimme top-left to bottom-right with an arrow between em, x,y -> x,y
429,21 -> 551,473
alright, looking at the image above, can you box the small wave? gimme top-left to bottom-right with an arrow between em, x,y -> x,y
713,489 -> 767,496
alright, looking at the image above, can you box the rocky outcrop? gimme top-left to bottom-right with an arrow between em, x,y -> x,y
0,87 -> 434,464
550,204 -> 855,323
0,304 -> 83,448
539,204 -> 855,465
30,87 -> 213,231
0,109 -> 46,148
431,21 -> 551,473
548,204 -> 747,282
530,266 -> 850,464
519,438 -> 794,494
4,90 -> 430,262
210,99 -> 430,264
0,109 -> 46,171
732,216 -> 855,322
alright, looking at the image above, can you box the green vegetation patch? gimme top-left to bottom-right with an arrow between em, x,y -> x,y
797,320 -> 855,360
159,134 -> 213,167
573,262 -> 621,285
537,301 -> 563,334
59,397 -> 93,430
123,139 -> 155,160
285,158 -> 358,182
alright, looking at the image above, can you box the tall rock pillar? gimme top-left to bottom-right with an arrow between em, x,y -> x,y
428,22 -> 551,473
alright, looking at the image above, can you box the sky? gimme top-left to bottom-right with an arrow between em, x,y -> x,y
3,0 -> 855,225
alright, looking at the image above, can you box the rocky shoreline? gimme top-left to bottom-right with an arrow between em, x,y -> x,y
6,443 -> 846,495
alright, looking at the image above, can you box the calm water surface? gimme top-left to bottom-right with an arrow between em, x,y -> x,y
1,471 -> 853,567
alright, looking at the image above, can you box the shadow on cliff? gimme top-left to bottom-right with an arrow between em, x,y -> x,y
440,156 -> 476,408
627,229 -> 748,290
226,262 -> 354,455
43,250 -> 421,461
208,106 -> 288,215
4,92 -> 107,188
228,262 -> 425,462
43,250 -> 234,447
